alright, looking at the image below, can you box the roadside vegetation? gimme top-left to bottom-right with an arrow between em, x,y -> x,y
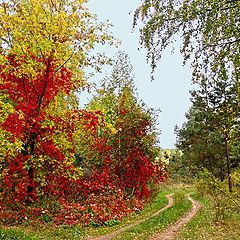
0,181 -> 239,239
0,185 -> 190,240
114,189 -> 191,240
178,192 -> 240,240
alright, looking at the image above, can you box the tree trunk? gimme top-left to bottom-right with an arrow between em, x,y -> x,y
26,132 -> 36,203
225,135 -> 233,192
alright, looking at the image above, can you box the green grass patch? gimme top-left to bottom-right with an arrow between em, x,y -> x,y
0,228 -> 37,240
0,190 -> 170,240
86,184 -> 193,238
0,224 -> 87,240
177,192 -> 240,240
84,189 -> 173,238
113,190 -> 192,240
0,184 -> 194,240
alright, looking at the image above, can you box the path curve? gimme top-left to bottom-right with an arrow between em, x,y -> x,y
87,194 -> 174,240
151,195 -> 201,240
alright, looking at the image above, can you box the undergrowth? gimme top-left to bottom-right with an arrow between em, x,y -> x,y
177,171 -> 240,240
0,186 -> 176,240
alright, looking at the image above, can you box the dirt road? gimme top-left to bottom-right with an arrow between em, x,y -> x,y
151,195 -> 201,240
87,194 -> 174,240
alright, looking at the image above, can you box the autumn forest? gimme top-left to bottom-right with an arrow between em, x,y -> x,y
0,0 -> 240,239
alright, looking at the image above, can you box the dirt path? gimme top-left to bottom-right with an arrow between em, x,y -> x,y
151,195 -> 201,240
87,194 -> 174,240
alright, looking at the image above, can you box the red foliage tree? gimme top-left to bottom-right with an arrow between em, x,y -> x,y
0,54 -> 74,204
0,52 -> 166,226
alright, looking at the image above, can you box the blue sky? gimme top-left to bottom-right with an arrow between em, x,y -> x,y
85,0 -> 193,149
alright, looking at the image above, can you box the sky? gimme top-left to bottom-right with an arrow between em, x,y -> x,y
85,0 -> 193,149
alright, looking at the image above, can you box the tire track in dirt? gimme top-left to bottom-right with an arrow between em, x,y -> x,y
150,195 -> 201,240
87,194 -> 174,240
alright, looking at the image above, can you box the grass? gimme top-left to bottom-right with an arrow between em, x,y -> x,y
113,189 -> 192,240
0,224 -> 88,240
177,192 -> 240,240
0,184 -> 185,240
85,183 -> 193,238
0,184 -> 196,240
0,228 -> 37,240
4,183 -> 228,240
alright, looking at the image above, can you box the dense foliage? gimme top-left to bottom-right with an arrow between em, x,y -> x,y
134,0 -> 240,191
85,52 -> 166,198
175,80 -> 240,191
0,1 -> 164,226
